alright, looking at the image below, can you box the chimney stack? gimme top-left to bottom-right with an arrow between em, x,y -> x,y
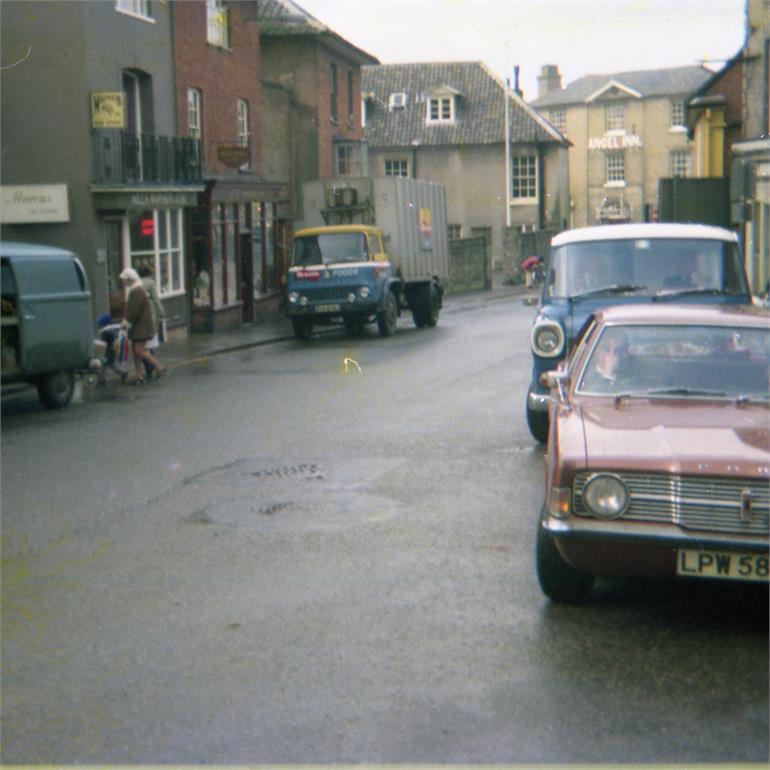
537,64 -> 562,99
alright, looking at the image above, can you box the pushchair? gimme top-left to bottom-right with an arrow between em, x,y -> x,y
93,313 -> 129,384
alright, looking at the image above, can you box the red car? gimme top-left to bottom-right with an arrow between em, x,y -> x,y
537,304 -> 769,602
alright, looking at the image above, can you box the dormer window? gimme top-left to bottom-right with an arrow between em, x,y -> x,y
389,92 -> 407,111
428,96 -> 453,123
425,86 -> 460,125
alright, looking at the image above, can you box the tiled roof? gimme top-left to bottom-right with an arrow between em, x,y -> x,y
362,62 -> 566,149
258,0 -> 379,63
533,65 -> 713,108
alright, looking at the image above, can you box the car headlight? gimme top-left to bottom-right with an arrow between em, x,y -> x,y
531,319 -> 565,358
358,286 -> 370,299
583,473 -> 629,519
288,291 -> 299,304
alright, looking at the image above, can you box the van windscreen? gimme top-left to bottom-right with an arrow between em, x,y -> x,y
546,238 -> 748,299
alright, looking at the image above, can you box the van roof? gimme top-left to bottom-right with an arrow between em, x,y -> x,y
1,241 -> 76,260
552,223 -> 739,247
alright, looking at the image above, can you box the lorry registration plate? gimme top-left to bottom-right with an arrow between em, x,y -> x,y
676,549 -> 769,582
316,304 -> 341,313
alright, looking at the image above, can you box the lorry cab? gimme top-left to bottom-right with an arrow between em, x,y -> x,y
286,224 -> 398,339
525,223 -> 752,443
1,241 -> 95,408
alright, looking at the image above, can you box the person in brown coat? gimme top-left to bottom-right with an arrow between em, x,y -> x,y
119,267 -> 166,384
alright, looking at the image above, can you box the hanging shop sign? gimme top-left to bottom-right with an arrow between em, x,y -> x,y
1,184 -> 70,223
218,145 -> 251,168
91,92 -> 125,129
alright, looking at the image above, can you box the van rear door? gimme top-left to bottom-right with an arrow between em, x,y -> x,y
11,255 -> 93,374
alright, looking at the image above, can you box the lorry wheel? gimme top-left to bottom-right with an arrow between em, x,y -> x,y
424,283 -> 440,327
536,519 -> 595,603
377,291 -> 398,337
411,283 -> 440,328
37,370 -> 75,409
292,318 -> 313,340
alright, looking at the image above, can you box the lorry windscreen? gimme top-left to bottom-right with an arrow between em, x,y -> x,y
293,233 -> 368,266
545,238 -> 748,299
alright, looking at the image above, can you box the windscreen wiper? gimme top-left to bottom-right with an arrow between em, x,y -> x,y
570,284 -> 647,300
646,387 -> 728,398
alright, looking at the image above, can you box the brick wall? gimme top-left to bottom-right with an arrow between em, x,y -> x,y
172,0 -> 261,176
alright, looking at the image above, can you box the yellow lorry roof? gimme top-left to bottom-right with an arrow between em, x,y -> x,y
294,225 -> 382,237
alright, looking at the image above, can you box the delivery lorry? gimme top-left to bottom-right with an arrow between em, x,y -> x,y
1,241 -> 95,408
285,177 -> 450,339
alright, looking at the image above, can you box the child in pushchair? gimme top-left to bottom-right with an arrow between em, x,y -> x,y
95,313 -> 129,383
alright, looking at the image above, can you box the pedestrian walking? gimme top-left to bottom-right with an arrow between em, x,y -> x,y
119,267 -> 166,385
137,264 -> 166,380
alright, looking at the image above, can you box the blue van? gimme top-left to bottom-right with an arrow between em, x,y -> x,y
525,223 -> 752,442
2,242 -> 95,408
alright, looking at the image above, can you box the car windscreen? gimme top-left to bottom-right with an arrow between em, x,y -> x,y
545,238 -> 748,299
576,323 -> 769,399
292,233 -> 368,266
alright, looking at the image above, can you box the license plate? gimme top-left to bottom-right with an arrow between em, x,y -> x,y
315,304 -> 341,313
676,549 -> 769,582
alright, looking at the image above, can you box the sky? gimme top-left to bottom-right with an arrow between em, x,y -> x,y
300,0 -> 747,101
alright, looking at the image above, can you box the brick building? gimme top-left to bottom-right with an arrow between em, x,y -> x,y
173,0 -> 289,331
258,0 -> 379,226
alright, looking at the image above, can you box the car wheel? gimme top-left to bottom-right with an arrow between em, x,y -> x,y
526,399 -> 549,444
377,291 -> 398,337
292,318 -> 313,340
37,370 -> 75,409
536,521 -> 595,603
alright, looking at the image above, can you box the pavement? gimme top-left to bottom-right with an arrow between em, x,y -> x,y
156,281 -> 532,371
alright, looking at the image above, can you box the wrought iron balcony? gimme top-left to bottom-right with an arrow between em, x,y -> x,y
92,130 -> 201,185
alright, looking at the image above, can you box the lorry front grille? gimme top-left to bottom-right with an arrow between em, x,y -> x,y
573,471 -> 770,535
301,287 -> 354,302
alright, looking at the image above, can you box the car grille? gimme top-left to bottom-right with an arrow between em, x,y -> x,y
573,472 -> 770,535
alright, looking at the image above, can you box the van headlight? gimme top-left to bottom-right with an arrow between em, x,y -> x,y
583,473 -> 629,519
288,292 -> 299,304
530,319 -> 565,358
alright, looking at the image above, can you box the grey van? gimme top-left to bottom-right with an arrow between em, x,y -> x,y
1,241 -> 95,408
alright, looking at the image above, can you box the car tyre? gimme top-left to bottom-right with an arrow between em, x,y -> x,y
37,370 -> 75,409
377,291 -> 398,337
536,520 -> 595,603
526,398 -> 549,444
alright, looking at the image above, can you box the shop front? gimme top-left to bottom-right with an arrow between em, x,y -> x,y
93,188 -> 202,340
189,178 -> 289,333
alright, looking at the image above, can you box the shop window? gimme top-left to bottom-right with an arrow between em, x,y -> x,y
127,208 -> 185,298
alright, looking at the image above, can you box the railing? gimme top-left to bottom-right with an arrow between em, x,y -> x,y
93,130 -> 202,184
